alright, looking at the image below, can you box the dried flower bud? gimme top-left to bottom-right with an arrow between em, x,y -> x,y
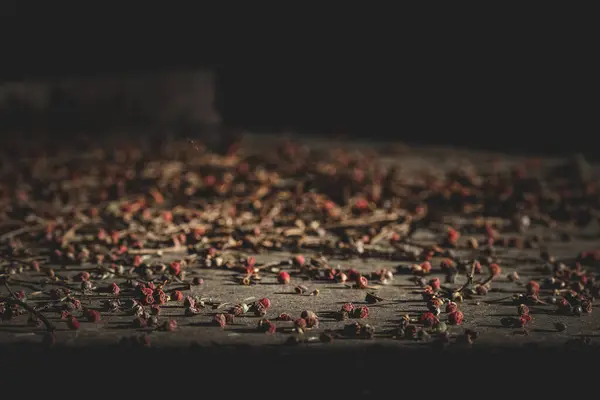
429,277 -> 441,291
294,318 -> 307,332
352,306 -> 369,319
133,317 -> 147,328
292,255 -> 305,267
356,275 -> 369,289
171,290 -> 183,302
419,312 -> 439,327
154,289 -> 167,305
278,313 -> 293,321
213,313 -> 227,328
448,310 -> 464,325
277,271 -> 291,284
294,285 -> 308,294
526,280 -> 540,295
192,277 -> 204,285
301,310 -> 319,328
517,304 -> 530,316
489,263 -> 502,277
169,261 -> 181,276
66,315 -> 80,330
519,314 -> 532,327
85,309 -> 101,323
475,285 -> 488,296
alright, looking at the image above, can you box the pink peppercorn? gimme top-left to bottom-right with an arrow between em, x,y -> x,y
420,261 -> 432,274
277,271 -> 291,284
133,255 -> 143,267
429,277 -> 441,291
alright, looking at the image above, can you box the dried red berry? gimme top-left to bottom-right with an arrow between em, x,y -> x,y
172,290 -> 184,302
448,310 -> 464,325
277,271 -> 291,284
140,286 -> 153,297
429,277 -> 441,291
85,309 -> 101,323
440,259 -> 455,273
419,312 -> 439,327
133,255 -> 143,267
447,227 -> 460,245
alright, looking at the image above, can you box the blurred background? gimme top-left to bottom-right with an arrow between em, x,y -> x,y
0,26 -> 594,158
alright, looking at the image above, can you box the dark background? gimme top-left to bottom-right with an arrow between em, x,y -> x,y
0,27 -> 595,158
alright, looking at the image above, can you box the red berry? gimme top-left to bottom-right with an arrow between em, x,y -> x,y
133,255 -> 143,267
141,294 -> 154,305
448,310 -> 464,325
277,271 -> 291,284
447,227 -> 460,244
420,261 -> 432,274
172,290 -> 184,302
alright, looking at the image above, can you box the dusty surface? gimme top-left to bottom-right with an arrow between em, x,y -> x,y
1,132 -> 600,355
